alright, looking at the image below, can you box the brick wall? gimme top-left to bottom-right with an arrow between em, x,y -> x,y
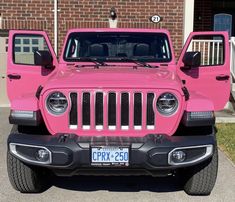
0,0 -> 184,57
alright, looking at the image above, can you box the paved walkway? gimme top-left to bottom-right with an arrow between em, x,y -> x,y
216,110 -> 235,123
0,107 -> 235,202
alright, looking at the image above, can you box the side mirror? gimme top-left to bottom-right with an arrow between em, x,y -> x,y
34,50 -> 53,68
182,51 -> 201,69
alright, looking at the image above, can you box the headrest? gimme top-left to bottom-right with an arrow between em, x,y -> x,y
89,44 -> 108,57
133,43 -> 150,56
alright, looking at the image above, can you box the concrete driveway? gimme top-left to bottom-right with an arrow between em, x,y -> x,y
0,107 -> 235,202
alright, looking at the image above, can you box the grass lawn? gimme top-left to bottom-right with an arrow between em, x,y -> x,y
216,124 -> 235,164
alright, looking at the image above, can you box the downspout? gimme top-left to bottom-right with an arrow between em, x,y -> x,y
54,0 -> 58,55
0,13 -> 2,29
183,0 -> 195,43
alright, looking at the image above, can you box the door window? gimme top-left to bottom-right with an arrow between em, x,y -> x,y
13,35 -> 49,65
186,35 -> 224,66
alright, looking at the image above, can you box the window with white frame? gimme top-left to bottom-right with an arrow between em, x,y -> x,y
13,35 -> 49,65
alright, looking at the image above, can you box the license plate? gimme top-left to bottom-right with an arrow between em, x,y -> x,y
91,146 -> 129,166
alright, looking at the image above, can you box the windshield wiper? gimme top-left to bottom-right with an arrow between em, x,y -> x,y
119,57 -> 158,68
75,57 -> 108,68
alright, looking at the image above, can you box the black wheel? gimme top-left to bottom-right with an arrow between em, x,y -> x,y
7,150 -> 48,193
183,145 -> 218,195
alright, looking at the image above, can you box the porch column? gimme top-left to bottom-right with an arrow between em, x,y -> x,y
183,0 -> 195,43
53,0 -> 58,55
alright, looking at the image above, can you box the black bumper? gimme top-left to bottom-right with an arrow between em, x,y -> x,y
8,131 -> 216,176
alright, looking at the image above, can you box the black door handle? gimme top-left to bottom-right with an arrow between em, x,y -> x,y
216,75 -> 229,81
7,74 -> 21,80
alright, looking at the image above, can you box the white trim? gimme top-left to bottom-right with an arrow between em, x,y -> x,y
53,0 -> 58,55
183,0 -> 195,43
230,37 -> 235,80
147,125 -> 155,130
70,125 -> 78,130
121,125 -> 129,130
83,125 -> 91,130
0,14 -> 2,29
134,125 -> 142,130
96,125 -> 103,130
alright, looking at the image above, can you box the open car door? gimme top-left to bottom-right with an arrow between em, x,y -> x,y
7,30 -> 57,104
177,31 -> 230,111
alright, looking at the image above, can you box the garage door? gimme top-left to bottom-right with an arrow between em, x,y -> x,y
0,36 -> 9,106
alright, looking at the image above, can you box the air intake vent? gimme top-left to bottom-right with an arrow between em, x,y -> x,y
95,92 -> 103,129
82,92 -> 90,128
69,93 -> 78,128
147,93 -> 155,129
108,92 -> 116,127
134,93 -> 142,128
121,93 -> 129,129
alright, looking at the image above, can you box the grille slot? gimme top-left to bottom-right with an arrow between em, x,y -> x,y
82,92 -> 90,128
95,92 -> 103,129
69,93 -> 78,129
134,93 -> 142,128
147,93 -> 155,129
121,93 -> 129,129
108,92 -> 116,127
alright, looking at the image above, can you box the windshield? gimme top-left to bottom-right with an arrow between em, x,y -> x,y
63,32 -> 172,63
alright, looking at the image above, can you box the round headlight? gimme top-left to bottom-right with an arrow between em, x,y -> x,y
157,93 -> 178,116
46,92 -> 68,115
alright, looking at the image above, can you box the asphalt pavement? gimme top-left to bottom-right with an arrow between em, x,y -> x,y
0,107 -> 235,202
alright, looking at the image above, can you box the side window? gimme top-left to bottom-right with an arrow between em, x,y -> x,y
186,35 -> 224,66
13,35 -> 49,65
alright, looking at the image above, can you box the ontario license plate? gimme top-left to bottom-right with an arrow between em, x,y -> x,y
91,146 -> 129,166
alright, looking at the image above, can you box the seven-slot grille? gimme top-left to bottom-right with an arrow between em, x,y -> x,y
69,91 -> 155,130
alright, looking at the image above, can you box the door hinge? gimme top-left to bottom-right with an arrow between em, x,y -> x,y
182,86 -> 190,101
36,85 -> 43,99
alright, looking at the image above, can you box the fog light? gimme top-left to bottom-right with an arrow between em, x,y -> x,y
172,150 -> 186,163
35,149 -> 50,162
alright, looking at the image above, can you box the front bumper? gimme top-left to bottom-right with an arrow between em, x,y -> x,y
8,130 -> 216,176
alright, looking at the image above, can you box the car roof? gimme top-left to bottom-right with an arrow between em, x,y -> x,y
67,28 -> 170,35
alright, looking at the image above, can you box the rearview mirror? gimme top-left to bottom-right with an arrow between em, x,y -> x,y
182,51 -> 201,68
34,50 -> 53,68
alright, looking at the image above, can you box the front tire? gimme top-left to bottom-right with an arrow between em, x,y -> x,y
183,145 -> 218,195
7,151 -> 48,193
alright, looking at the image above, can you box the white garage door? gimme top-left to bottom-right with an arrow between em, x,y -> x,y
0,36 -> 9,106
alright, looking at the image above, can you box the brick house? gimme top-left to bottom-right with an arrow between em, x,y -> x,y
0,0 -> 234,106
1,0 -> 233,54
0,0 -> 186,56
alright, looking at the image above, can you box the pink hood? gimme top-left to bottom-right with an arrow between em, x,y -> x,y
43,66 -> 183,92
40,65 -> 185,137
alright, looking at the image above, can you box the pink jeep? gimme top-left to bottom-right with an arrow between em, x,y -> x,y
6,29 -> 230,195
